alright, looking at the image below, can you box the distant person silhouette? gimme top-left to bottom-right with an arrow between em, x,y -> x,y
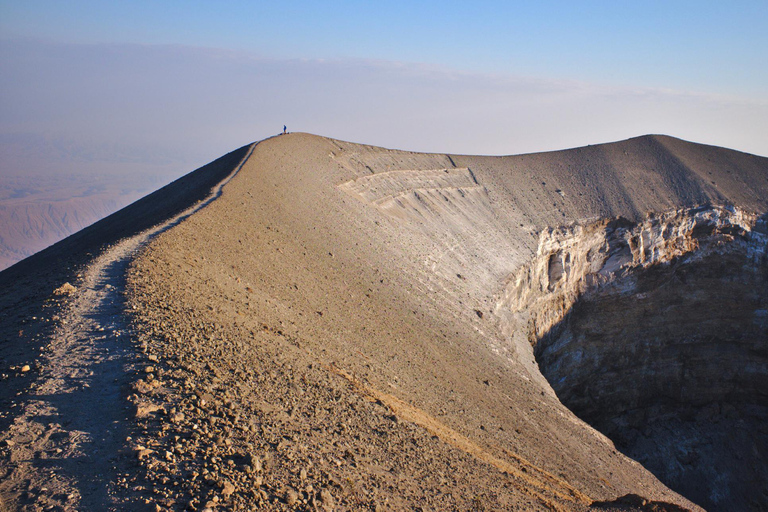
283,125 -> 287,135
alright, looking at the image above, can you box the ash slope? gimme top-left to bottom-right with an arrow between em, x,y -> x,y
126,134 -> 765,511
2,133 -> 767,511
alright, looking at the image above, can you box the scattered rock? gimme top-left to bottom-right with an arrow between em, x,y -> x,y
247,453 -> 262,473
136,448 -> 154,461
135,402 -> 164,418
133,379 -> 159,394
285,488 -> 299,506
320,489 -> 334,510
52,282 -> 77,296
221,480 -> 235,498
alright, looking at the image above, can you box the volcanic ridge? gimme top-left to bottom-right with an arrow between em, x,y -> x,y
1,133 -> 766,512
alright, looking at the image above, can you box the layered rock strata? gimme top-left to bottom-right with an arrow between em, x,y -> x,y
499,205 -> 768,511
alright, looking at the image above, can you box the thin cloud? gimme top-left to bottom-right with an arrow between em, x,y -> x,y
1,38 -> 766,186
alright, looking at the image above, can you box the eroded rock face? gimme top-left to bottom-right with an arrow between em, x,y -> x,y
498,205 -> 768,511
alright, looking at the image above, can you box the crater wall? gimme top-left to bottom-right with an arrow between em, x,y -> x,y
497,205 -> 768,511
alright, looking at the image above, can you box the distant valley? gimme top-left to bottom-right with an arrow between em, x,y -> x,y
0,171 -> 172,270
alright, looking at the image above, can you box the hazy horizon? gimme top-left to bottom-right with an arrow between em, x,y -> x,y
1,1 -> 766,268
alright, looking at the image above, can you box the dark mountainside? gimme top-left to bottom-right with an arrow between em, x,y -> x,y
0,145 -> 250,496
1,133 -> 766,511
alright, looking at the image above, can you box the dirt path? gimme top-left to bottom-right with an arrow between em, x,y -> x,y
0,144 -> 255,511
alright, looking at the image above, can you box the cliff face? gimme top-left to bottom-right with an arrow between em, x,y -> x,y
500,205 -> 768,511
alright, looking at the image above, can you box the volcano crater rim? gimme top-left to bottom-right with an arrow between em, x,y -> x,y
499,204 -> 768,512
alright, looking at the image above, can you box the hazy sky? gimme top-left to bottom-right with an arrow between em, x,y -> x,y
1,0 -> 767,187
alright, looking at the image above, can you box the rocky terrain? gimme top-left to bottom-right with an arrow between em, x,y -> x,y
504,205 -> 768,511
1,133 -> 767,511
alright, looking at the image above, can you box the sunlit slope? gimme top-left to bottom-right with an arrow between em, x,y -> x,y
128,133 -> 768,509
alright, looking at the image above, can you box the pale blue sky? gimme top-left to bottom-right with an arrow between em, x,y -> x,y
3,1 -> 767,96
1,0 -> 767,185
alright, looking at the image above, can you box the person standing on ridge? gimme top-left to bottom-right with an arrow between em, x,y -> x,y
283,125 -> 287,135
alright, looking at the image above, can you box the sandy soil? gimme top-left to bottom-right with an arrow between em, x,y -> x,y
2,133 -> 767,511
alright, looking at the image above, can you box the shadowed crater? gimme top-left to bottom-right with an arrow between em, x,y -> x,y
501,205 -> 768,511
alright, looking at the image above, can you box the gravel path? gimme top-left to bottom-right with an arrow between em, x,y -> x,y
0,144 -> 255,511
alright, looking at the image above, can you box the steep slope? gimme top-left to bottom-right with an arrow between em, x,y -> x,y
0,145 -> 251,511
2,133 -> 766,511
503,205 -> 767,511
123,134 -> 766,511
